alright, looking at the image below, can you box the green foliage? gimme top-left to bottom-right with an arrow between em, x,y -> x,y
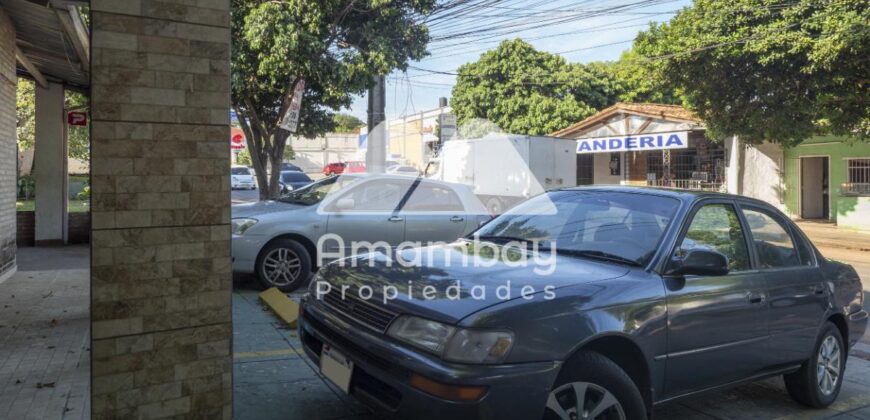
66,90 -> 89,162
16,80 -> 89,162
331,113 -> 365,133
632,0 -> 869,146
16,79 -> 35,153
231,0 -> 435,199
450,39 -> 621,136
602,51 -> 684,105
76,184 -> 91,201
283,145 -> 295,161
17,175 -> 35,200
236,149 -> 253,166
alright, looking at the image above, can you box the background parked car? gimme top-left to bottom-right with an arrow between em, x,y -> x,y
386,165 -> 420,176
323,162 -> 346,176
281,162 -> 303,172
231,166 -> 256,190
344,161 -> 366,173
278,171 -> 313,193
300,187 -> 867,420
231,174 -> 491,291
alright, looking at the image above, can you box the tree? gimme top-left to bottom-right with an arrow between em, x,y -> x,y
16,79 -> 89,166
331,113 -> 365,133
65,90 -> 89,162
236,149 -> 252,166
450,39 -> 621,136
231,0 -> 435,199
597,51 -> 683,105
16,79 -> 35,154
632,0 -> 869,146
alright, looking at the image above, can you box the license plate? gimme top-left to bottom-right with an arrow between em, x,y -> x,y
320,344 -> 353,393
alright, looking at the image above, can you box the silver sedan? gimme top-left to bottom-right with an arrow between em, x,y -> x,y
231,174 -> 491,291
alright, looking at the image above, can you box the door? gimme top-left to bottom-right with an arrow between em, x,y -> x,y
800,157 -> 829,219
663,202 -> 769,397
324,179 -> 410,256
400,181 -> 469,245
576,154 -> 594,185
739,205 -> 827,365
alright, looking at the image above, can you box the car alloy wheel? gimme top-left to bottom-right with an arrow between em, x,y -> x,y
262,247 -> 302,287
817,335 -> 841,396
546,382 -> 625,420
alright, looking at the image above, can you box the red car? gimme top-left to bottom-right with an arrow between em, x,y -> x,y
344,161 -> 367,173
322,162 -> 346,176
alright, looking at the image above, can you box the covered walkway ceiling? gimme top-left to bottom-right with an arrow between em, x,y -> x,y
0,0 -> 89,88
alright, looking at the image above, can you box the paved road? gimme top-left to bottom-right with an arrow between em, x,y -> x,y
233,282 -> 870,420
232,187 -> 260,204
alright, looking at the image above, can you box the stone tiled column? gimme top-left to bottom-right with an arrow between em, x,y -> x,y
89,1 -> 232,418
0,7 -> 15,282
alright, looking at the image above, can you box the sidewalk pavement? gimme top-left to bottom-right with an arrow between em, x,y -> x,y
795,220 -> 870,253
0,246 -> 90,420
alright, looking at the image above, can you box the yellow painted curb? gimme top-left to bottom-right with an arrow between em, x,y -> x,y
259,287 -> 300,329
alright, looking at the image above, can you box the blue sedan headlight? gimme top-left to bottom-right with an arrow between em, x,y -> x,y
387,315 -> 514,364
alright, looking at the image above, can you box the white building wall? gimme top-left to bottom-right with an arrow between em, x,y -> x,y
741,142 -> 785,210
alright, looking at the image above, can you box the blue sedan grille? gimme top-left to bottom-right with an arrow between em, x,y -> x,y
321,288 -> 398,333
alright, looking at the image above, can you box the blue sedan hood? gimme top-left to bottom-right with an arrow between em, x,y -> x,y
231,201 -> 306,218
314,241 -> 630,324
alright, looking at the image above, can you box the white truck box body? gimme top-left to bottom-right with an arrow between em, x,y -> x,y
430,135 -> 577,199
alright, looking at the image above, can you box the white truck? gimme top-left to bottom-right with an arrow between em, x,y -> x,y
425,134 -> 578,214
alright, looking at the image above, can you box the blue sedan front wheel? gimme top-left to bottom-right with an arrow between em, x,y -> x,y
544,351 -> 645,420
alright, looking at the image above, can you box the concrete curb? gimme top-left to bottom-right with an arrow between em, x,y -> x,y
259,287 -> 300,328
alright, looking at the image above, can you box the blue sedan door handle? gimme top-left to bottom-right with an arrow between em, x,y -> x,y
388,216 -> 404,222
813,284 -> 825,295
450,216 -> 464,222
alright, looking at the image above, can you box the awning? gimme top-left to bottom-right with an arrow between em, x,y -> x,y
1,0 -> 89,88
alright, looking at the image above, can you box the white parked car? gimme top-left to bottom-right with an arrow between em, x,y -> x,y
231,166 -> 256,190
231,174 -> 491,291
386,165 -> 420,176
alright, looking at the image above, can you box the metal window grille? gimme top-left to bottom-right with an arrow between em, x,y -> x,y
646,141 -> 726,191
844,158 -> 870,195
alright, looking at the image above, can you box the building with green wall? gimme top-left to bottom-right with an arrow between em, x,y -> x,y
782,137 -> 870,230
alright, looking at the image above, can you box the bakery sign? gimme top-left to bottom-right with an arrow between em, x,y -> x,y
576,131 -> 688,154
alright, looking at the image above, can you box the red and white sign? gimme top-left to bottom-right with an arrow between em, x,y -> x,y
279,78 -> 305,133
67,111 -> 87,126
231,127 -> 246,150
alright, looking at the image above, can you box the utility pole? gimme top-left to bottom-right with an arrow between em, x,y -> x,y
366,75 -> 386,174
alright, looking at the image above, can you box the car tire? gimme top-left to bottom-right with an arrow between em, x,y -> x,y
255,238 -> 311,292
784,322 -> 845,408
543,351 -> 646,420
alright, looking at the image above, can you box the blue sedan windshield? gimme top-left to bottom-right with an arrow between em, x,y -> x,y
474,191 -> 680,266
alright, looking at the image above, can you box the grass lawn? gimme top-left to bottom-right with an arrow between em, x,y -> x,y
16,199 -> 90,213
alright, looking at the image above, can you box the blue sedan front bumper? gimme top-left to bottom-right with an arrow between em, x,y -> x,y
299,299 -> 561,420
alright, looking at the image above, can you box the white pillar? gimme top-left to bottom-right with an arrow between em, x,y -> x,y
33,82 -> 67,245
725,135 -> 742,195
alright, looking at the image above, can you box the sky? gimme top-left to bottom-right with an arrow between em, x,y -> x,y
347,0 -> 693,122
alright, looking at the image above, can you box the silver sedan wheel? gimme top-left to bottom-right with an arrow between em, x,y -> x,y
546,382 -> 625,420
817,335 -> 841,396
262,248 -> 302,287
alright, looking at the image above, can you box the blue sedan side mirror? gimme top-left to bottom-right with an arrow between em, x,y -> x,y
667,249 -> 730,277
